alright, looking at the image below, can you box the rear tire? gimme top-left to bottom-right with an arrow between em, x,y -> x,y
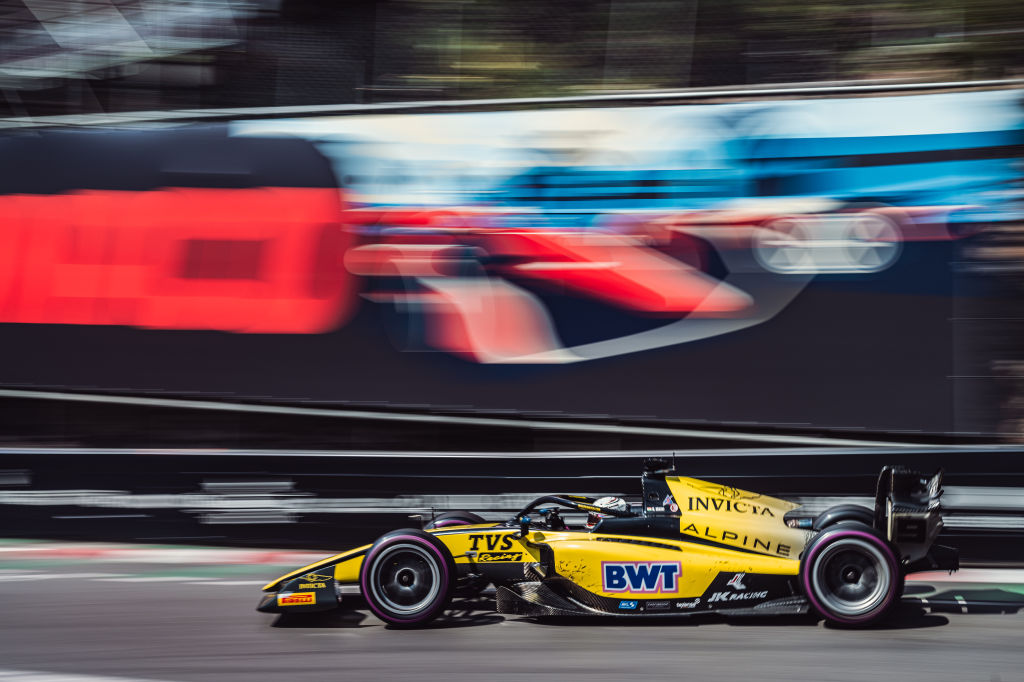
800,521 -> 900,627
360,529 -> 455,628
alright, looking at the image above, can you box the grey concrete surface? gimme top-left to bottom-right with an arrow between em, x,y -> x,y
0,561 -> 1022,682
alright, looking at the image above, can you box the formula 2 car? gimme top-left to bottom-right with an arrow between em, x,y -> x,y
258,460 -> 958,627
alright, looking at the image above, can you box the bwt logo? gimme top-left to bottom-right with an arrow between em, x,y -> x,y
603,561 -> 681,594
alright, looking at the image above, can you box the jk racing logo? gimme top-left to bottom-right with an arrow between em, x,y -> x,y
708,573 -> 767,604
603,561 -> 681,594
727,573 -> 747,590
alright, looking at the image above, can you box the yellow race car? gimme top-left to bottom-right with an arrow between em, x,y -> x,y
258,459 -> 957,627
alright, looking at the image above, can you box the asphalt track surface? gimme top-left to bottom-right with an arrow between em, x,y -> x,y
1,560 -> 1023,682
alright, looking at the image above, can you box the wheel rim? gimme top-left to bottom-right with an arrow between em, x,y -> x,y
369,543 -> 441,615
842,214 -> 901,272
811,538 -> 892,617
754,218 -> 814,273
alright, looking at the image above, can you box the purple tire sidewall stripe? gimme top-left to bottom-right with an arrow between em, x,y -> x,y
360,534 -> 451,624
802,529 -> 898,624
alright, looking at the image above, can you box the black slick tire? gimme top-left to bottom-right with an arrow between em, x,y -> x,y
360,529 -> 455,628
800,521 -> 901,627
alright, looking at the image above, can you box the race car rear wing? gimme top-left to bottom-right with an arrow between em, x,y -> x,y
874,466 -> 957,571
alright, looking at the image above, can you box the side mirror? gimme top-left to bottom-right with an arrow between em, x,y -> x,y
518,514 -> 531,537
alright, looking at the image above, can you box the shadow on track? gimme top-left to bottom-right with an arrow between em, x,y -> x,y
526,613 -> 813,628
272,610 -> 371,628
525,603 -> 949,630
411,596 -> 505,629
271,595 -> 505,629
270,590 -> 1024,630
820,603 -> 948,630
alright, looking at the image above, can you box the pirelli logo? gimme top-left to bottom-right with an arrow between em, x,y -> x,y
278,592 -> 316,606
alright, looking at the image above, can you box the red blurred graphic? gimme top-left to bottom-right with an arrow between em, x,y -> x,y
0,191 -> 972,364
0,187 -> 356,334
341,204 -> 968,362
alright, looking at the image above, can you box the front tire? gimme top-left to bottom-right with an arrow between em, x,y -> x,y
800,522 -> 900,627
423,512 -> 490,597
360,529 -> 455,628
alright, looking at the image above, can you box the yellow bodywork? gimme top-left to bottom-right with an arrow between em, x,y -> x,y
267,527 -> 800,600
330,525 -> 543,583
264,478 -> 812,600
263,523 -> 510,591
535,531 -> 797,598
667,477 -> 811,559
262,545 -> 370,591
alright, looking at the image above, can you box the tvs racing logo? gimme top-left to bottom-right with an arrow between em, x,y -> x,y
603,562 -> 681,593
476,552 -> 523,563
468,534 -> 516,552
277,592 -> 316,606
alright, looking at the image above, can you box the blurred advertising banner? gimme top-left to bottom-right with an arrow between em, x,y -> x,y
0,89 -> 1020,434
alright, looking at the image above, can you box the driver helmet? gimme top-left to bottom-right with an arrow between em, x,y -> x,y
586,496 -> 629,529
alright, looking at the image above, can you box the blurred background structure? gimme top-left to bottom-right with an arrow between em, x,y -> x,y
0,0 -> 1022,558
0,0 -> 1022,117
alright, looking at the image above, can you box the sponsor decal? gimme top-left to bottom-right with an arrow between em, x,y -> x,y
687,497 -> 775,517
303,573 -> 332,582
727,573 -> 747,591
708,590 -> 768,603
277,592 -> 316,606
298,582 -> 327,589
646,600 -> 672,612
688,481 -> 761,501
675,598 -> 701,609
680,523 -> 792,557
468,533 -> 516,552
603,561 -> 681,594
645,506 -> 665,513
663,494 -> 679,514
618,600 -> 639,610
475,551 -> 524,563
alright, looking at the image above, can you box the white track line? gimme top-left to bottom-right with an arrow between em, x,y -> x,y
0,545 -> 323,565
0,669 -> 174,682
0,573 -> 123,581
0,573 -> 264,585
187,580 -> 267,586
92,576 -> 208,583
